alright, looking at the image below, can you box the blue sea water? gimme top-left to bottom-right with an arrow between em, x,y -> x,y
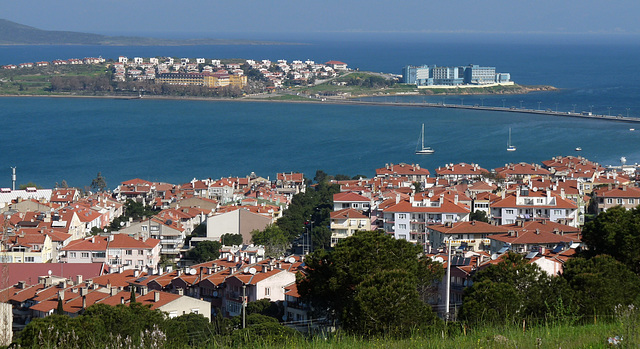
0,37 -> 639,188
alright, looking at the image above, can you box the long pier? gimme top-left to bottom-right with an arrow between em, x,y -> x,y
326,98 -> 640,124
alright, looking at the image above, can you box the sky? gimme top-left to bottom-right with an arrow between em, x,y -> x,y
4,0 -> 640,41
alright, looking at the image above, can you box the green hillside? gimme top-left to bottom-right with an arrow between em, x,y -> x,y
0,19 -> 288,46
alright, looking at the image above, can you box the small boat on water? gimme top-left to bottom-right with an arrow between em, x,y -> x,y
575,147 -> 582,151
631,128 -> 635,131
415,123 -> 435,154
507,128 -> 516,152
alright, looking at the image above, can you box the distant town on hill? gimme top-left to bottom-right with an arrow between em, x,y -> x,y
0,18 -> 291,46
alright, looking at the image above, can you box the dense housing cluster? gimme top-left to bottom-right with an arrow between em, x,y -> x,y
1,155 -> 640,341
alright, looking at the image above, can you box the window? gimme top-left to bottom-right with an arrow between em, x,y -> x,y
125,260 -> 132,265
25,256 -> 35,262
617,198 -> 623,204
505,209 -> 514,215
553,210 -> 562,215
126,250 -> 133,255
398,214 -> 407,219
142,226 -> 148,231
138,250 -> 144,255
138,260 -> 144,266
265,287 -> 271,296
398,224 -> 407,229
70,252 -> 76,258
191,309 -> 199,314
607,198 -> 613,204
630,199 -> 635,204
81,252 -> 89,258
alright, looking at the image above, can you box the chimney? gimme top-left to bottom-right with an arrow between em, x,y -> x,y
140,286 -> 148,296
76,275 -> 83,285
110,287 -> 118,296
454,194 -> 459,205
395,194 -> 400,204
58,290 -> 65,301
177,288 -> 184,296
199,267 -> 203,281
82,295 -> 87,309
120,297 -> 125,304
134,270 -> 140,278
154,291 -> 160,302
80,287 -> 88,297
262,265 -> 268,273
535,229 -> 540,235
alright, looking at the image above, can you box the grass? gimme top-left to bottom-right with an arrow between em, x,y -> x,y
226,321 -> 633,349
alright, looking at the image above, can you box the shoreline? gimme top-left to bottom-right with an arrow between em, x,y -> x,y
3,92 -> 638,124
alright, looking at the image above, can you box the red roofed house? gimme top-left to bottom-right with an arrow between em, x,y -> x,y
434,163 -> 487,182
382,193 -> 470,244
330,208 -> 371,246
61,234 -> 161,270
324,60 -> 348,70
489,220 -> 580,255
375,163 -> 430,182
490,186 -> 579,227
223,267 -> 295,317
428,220 -> 510,252
333,192 -> 371,211
592,184 -> 640,214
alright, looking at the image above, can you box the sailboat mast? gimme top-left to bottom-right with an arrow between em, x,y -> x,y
421,124 -> 425,149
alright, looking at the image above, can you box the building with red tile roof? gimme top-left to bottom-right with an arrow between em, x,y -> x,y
428,220 -> 510,252
375,163 -> 430,182
330,208 -> 371,246
434,163 -> 488,182
592,184 -> 640,214
490,186 -> 579,227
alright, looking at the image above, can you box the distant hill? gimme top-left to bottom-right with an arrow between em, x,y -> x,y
0,19 -> 289,46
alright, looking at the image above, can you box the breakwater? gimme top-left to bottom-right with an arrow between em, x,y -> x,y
336,99 -> 640,124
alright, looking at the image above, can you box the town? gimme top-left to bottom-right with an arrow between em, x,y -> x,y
1,55 -> 351,92
1,154 -> 640,345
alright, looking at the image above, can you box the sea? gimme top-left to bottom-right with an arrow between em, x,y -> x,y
1,34 -> 639,189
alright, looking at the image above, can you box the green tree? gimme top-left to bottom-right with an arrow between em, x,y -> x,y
469,210 -> 489,223
187,240 -> 221,263
412,181 -> 423,193
90,172 -> 107,192
130,286 -> 136,303
19,181 -> 43,189
298,230 -> 441,336
221,233 -> 244,246
251,224 -> 289,257
460,252 -> 573,325
562,255 -> 640,317
581,205 -> 640,273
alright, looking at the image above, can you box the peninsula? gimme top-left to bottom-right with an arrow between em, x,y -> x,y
0,53 -> 554,102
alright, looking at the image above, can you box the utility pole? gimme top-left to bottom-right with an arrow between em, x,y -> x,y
242,284 -> 246,329
445,237 -> 452,321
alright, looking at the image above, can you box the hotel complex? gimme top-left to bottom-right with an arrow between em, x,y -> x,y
402,64 -> 511,87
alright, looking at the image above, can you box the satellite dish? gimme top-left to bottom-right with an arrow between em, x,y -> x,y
434,257 -> 444,263
48,270 -> 52,276
243,267 -> 250,273
189,268 -> 197,275
249,267 -> 257,275
621,157 -> 627,165
532,187 -> 537,192
288,257 -> 296,264
491,254 -> 499,260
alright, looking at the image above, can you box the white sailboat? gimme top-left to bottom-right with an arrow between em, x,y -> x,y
507,128 -> 516,152
415,123 -> 435,154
